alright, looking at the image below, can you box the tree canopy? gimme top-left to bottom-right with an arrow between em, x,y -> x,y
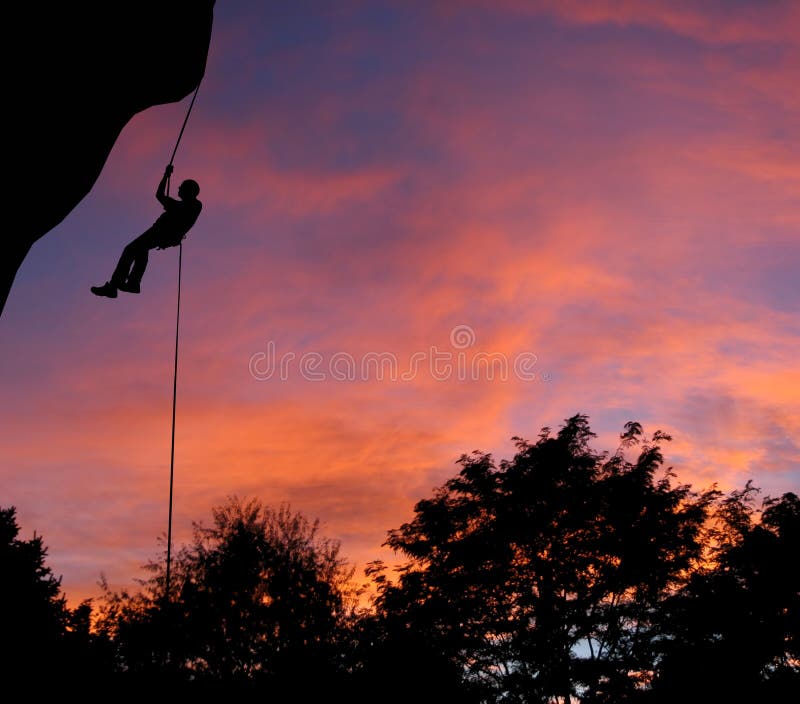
5,415 -> 798,700
0,506 -> 101,684
96,497 -> 357,692
370,415 -> 722,702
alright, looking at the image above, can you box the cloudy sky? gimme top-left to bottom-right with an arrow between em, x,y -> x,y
2,0 -> 799,604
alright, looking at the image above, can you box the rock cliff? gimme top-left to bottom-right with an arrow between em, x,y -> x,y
3,1 -> 215,316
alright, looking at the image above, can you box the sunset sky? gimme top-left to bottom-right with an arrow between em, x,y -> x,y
2,0 -> 799,605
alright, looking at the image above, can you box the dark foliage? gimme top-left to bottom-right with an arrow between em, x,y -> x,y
649,488 -> 800,702
370,415 -> 798,703
0,506 -> 109,684
96,497 -> 358,693
5,415 -> 798,701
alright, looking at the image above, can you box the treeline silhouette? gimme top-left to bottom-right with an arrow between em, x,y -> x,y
3,415 -> 798,701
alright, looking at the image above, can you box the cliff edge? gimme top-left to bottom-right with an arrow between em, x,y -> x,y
3,1 -> 216,316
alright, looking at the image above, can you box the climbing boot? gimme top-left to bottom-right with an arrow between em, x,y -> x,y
118,281 -> 141,294
90,282 -> 118,298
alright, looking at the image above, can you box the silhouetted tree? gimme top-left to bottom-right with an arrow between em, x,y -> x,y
347,587 -> 482,702
0,506 -> 66,678
650,489 -> 800,702
97,497 -> 358,692
8,416 -> 797,698
0,506 -> 109,684
372,416 -> 719,703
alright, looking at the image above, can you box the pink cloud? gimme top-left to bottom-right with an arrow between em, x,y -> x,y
3,1 -> 798,607
478,0 -> 800,45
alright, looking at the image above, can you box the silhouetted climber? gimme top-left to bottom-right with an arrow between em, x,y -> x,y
91,165 -> 201,298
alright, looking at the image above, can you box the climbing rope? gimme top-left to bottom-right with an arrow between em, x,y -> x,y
164,80 -> 201,603
164,81 -> 202,196
165,241 -> 182,603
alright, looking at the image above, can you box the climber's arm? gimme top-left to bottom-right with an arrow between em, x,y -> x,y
156,165 -> 175,207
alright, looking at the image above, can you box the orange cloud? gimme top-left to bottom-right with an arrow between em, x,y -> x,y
2,0 -> 798,607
